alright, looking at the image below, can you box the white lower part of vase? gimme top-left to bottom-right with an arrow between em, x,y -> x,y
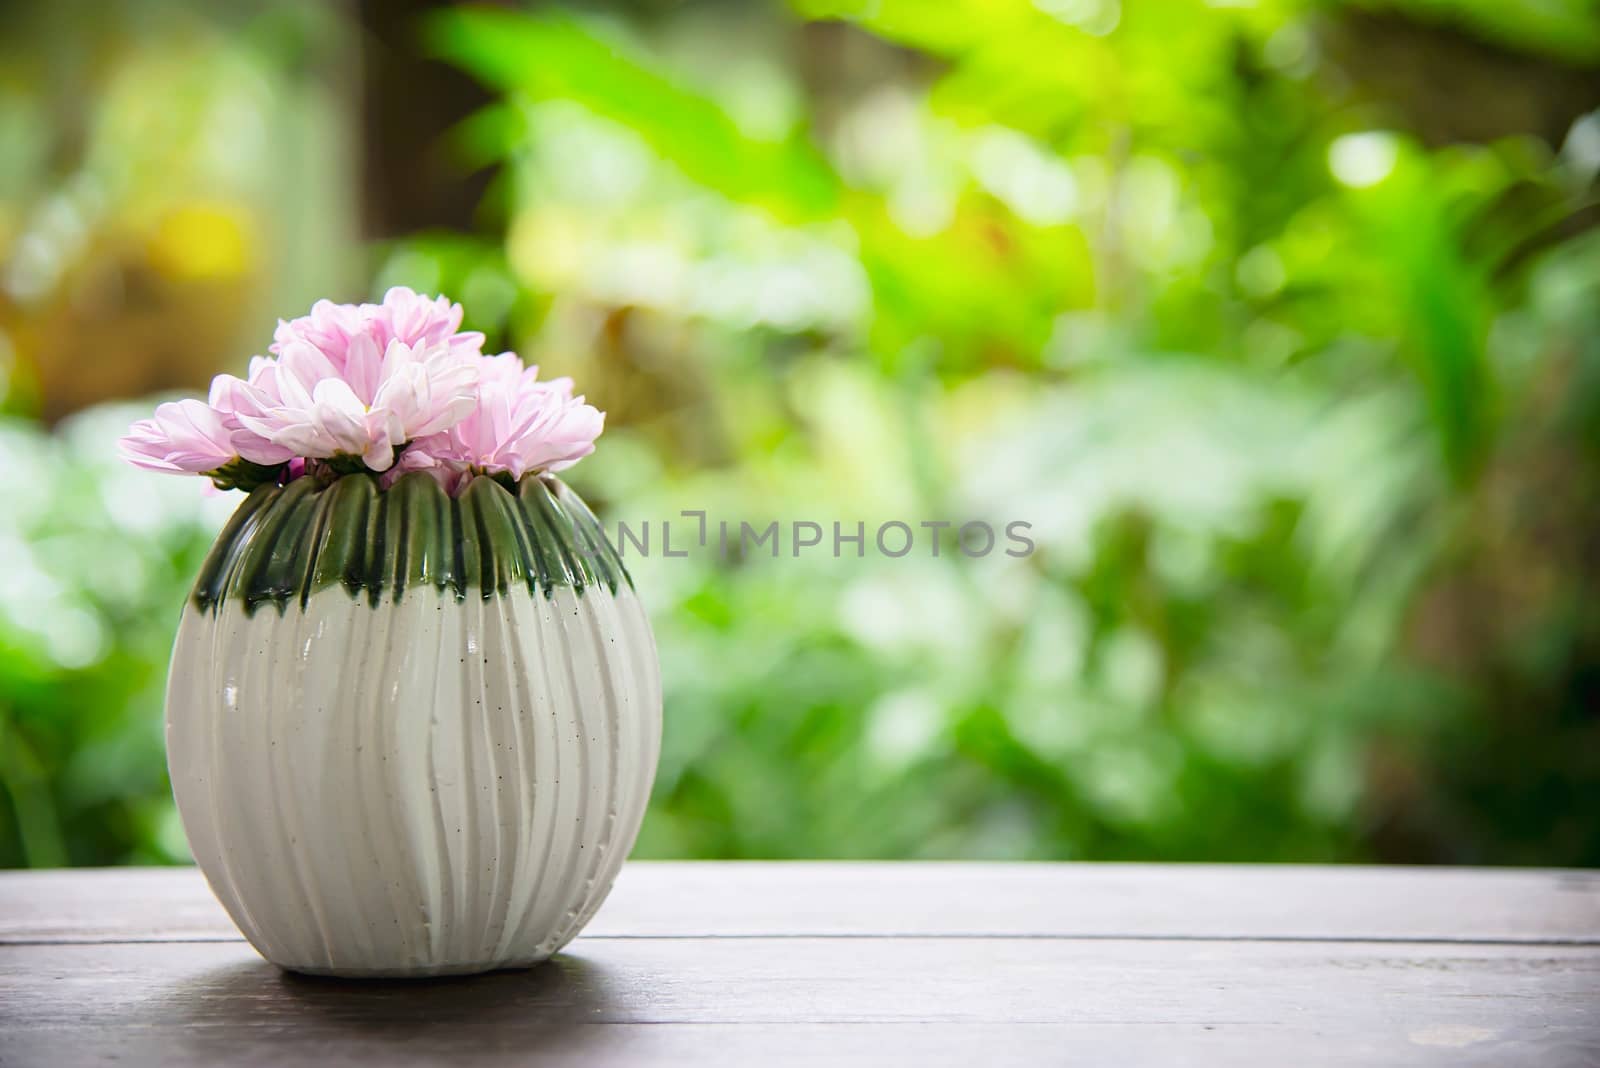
166,584 -> 661,978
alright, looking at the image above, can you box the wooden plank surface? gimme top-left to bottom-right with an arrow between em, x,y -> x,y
3,862 -> 1597,944
0,864 -> 1597,1067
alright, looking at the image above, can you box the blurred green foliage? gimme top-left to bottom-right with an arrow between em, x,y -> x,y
2,0 -> 1598,866
0,410 -> 235,865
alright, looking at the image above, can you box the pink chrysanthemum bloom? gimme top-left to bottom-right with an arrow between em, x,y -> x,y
272,287 -> 485,368
119,384 -> 239,475
119,377 -> 291,491
119,289 -> 599,494
226,334 -> 479,473
395,353 -> 604,493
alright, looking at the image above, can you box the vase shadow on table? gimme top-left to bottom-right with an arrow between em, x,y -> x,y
167,953 -> 614,1062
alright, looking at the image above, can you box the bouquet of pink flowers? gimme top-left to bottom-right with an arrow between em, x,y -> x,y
120,288 -> 604,494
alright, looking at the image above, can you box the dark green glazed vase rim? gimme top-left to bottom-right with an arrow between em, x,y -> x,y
192,472 -> 630,617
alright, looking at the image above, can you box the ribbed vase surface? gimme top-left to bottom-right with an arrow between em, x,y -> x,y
166,472 -> 661,977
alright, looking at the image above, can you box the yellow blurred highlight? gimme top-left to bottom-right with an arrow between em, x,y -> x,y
509,208 -> 588,289
146,203 -> 254,281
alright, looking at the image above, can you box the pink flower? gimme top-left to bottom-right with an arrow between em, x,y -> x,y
272,287 -> 485,369
269,299 -> 364,365
120,290 -> 602,494
398,353 -> 604,493
229,335 -> 479,472
119,396 -> 237,475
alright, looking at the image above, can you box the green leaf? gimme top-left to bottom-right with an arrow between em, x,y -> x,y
428,6 -> 840,221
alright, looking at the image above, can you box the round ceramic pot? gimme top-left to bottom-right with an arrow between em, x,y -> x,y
165,472 -> 661,978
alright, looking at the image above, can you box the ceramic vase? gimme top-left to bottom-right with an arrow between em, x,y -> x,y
165,471 -> 661,978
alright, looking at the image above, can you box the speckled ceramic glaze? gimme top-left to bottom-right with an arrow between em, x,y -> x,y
165,472 -> 661,978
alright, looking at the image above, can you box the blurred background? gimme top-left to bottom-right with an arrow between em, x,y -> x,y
2,0 -> 1597,869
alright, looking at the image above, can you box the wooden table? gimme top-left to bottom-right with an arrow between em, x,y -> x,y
1,863 -> 1596,1066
